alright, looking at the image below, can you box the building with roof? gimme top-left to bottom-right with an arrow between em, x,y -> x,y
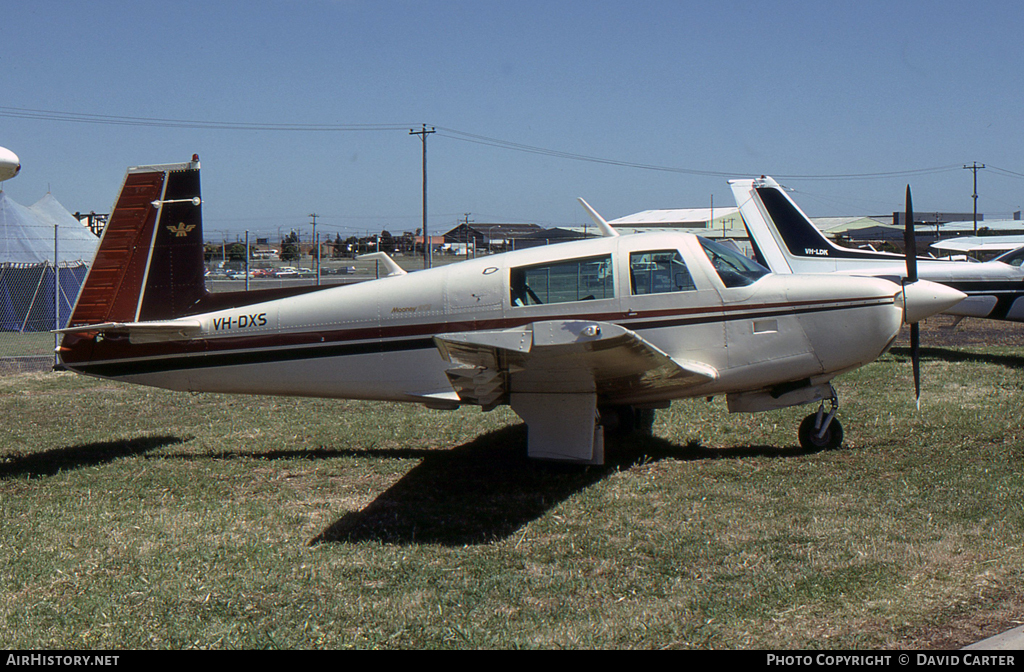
443,222 -> 587,252
577,206 -> 752,254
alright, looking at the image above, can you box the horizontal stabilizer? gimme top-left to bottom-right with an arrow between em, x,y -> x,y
56,319 -> 202,344
356,252 -> 407,276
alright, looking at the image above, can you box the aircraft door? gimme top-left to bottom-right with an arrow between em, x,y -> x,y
697,237 -> 818,382
622,245 -> 726,367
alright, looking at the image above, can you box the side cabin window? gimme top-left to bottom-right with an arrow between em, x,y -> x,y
510,255 -> 614,306
630,250 -> 696,295
698,237 -> 770,288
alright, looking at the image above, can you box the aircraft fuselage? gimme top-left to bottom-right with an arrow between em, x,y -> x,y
57,161 -> 964,463
60,232 -> 909,407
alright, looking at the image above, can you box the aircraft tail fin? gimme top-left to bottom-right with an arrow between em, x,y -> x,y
67,158 -> 207,328
730,176 -> 855,273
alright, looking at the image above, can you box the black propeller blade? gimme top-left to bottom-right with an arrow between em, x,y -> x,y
904,185 -> 921,406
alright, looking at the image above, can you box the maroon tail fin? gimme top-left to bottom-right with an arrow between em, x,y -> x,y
67,158 -> 206,327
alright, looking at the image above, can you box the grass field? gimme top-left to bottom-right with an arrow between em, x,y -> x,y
1,333 -> 1023,649
0,332 -> 56,358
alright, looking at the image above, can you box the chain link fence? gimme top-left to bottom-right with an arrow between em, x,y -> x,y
0,261 -> 88,373
1,191 -> 98,373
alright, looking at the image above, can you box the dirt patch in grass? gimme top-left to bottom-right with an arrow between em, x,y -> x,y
901,315 -> 1024,348
903,591 -> 1024,649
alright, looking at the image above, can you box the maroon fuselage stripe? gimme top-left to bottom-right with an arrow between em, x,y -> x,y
60,293 -> 896,375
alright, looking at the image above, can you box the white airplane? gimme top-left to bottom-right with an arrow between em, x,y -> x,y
730,175 -> 1024,322
56,159 -> 963,463
0,146 -> 21,182
930,236 -> 1024,259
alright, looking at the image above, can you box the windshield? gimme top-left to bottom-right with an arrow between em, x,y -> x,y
994,246 -> 1024,268
698,237 -> 770,288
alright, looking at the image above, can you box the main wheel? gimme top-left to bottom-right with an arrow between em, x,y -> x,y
599,406 -> 656,436
798,413 -> 843,451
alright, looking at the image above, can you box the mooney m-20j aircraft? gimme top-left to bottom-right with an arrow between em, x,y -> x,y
731,176 -> 1024,323
57,159 -> 964,464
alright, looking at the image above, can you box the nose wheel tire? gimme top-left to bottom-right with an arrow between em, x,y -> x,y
798,413 -> 844,451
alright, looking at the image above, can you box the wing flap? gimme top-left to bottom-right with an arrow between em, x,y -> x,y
434,320 -> 717,406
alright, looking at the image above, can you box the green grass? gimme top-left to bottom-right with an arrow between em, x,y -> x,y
1,347 -> 1023,648
0,332 -> 56,358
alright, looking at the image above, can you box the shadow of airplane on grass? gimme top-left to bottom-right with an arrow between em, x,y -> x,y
311,424 -> 825,548
0,435 -> 184,480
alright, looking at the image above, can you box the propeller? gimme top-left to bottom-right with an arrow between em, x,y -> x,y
903,185 -> 921,407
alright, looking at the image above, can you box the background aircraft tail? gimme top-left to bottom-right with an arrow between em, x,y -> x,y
730,176 -> 898,271
67,158 -> 206,328
730,177 -> 796,273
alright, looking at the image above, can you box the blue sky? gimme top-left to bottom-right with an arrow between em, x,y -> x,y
2,0 -> 1023,241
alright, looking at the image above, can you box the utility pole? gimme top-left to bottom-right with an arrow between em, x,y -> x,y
410,124 -> 436,268
245,230 -> 250,292
963,162 -> 985,235
309,213 -> 319,280
462,213 -> 474,259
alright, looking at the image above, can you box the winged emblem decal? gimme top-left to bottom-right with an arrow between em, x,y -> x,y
167,222 -> 196,238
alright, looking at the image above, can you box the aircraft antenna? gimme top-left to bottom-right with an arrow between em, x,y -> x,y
577,198 -> 619,237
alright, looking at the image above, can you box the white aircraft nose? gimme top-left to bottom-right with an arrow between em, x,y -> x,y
900,280 -> 967,324
0,146 -> 20,182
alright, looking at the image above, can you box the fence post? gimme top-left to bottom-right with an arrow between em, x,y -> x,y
245,230 -> 250,292
53,223 -> 59,369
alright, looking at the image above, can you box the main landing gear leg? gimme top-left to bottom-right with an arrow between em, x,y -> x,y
798,385 -> 843,451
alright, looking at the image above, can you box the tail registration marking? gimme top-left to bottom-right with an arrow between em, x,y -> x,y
212,312 -> 268,331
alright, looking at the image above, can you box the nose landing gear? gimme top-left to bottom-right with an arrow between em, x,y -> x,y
798,387 -> 843,451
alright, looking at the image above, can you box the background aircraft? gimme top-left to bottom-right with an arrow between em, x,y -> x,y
730,176 -> 1024,323
57,159 -> 962,463
0,146 -> 21,182
930,236 -> 1024,259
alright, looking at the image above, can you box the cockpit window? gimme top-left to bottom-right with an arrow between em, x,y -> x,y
510,255 -> 614,306
698,237 -> 770,288
630,250 -> 696,295
995,247 -> 1024,268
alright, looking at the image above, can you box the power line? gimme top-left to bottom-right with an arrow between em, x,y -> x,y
0,105 -> 1007,182
987,164 -> 1024,180
0,106 -> 411,132
434,127 -> 969,181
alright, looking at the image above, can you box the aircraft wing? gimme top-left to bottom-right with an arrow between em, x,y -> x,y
55,319 -> 202,344
434,320 -> 718,408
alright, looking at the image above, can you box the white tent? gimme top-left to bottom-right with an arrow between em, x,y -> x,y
0,190 -> 98,332
0,191 -> 98,264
